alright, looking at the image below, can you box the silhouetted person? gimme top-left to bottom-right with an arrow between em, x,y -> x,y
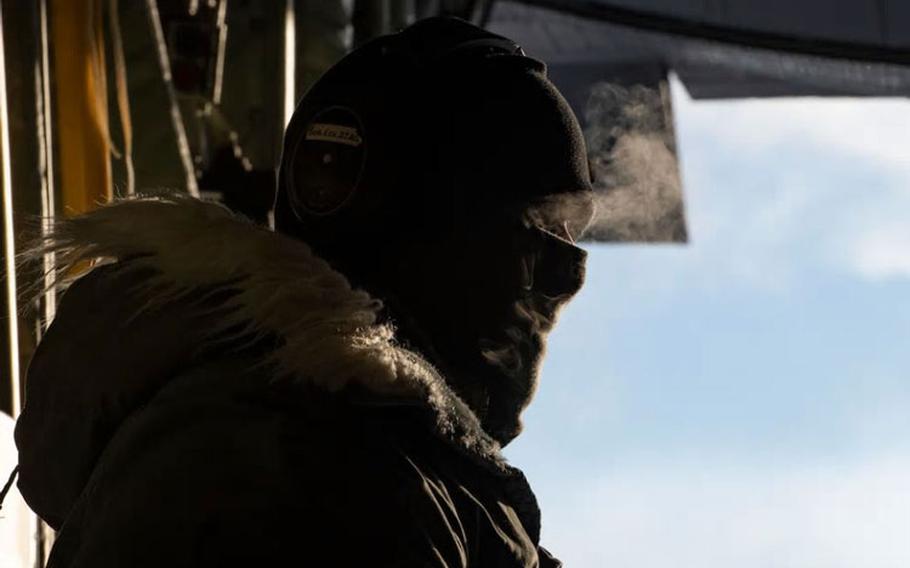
15,17 -> 594,567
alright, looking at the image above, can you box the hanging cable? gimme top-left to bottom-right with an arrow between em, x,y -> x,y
0,0 -> 21,417
212,0 -> 228,105
0,465 -> 19,511
283,0 -> 295,127
86,0 -> 117,168
37,0 -> 57,322
34,5 -> 57,564
145,0 -> 200,197
108,0 -> 135,196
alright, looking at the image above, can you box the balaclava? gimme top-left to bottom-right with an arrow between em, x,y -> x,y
274,16 -> 592,268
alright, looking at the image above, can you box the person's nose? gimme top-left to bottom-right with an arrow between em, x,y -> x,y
533,232 -> 587,299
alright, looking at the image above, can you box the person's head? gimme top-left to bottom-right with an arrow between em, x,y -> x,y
275,17 -> 594,445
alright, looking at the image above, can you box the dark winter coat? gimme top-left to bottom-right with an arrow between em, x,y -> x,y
14,196 -> 562,567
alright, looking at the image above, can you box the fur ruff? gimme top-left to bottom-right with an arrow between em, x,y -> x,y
31,194 -> 506,469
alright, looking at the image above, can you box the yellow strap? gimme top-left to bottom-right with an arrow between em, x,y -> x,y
52,0 -> 112,215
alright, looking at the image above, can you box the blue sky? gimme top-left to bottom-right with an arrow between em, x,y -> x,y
506,79 -> 910,567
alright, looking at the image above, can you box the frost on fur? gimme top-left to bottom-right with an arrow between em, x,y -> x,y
28,194 -> 413,394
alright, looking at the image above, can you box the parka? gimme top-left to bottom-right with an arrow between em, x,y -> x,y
14,195 -> 562,567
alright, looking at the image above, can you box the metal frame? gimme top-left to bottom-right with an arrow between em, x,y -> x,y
511,0 -> 910,65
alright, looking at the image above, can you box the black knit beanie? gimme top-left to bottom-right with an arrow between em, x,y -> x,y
274,16 -> 592,252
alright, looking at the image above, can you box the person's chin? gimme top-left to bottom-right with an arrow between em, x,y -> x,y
491,417 -> 524,447
476,325 -> 549,443
492,345 -> 546,445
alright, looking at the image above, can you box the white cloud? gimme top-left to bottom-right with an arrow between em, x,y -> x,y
665,78 -> 910,285
672,79 -> 910,177
538,456 -> 910,568
847,226 -> 910,280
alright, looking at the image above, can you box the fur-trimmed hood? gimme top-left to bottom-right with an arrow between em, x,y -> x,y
15,195 -> 521,528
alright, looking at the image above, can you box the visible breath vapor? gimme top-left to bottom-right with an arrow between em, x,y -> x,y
583,82 -> 688,242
